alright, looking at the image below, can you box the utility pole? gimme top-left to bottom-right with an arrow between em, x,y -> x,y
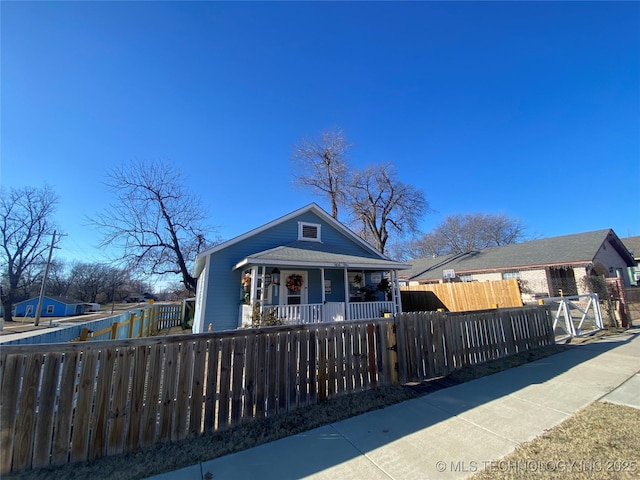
34,230 -> 56,327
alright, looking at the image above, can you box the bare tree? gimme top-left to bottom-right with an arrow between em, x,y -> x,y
46,259 -> 72,297
93,160 -> 212,293
67,262 -> 109,303
412,213 -> 527,257
291,128 -> 351,219
346,163 -> 428,255
0,185 -> 59,324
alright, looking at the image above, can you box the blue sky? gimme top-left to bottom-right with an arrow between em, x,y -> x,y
2,1 -> 639,270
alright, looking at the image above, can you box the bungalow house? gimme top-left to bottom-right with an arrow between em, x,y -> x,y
14,296 -> 86,317
621,236 -> 640,286
402,229 -> 636,300
192,203 -> 409,333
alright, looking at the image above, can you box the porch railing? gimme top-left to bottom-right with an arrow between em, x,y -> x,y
274,303 -> 324,324
269,301 -> 395,325
349,301 -> 394,320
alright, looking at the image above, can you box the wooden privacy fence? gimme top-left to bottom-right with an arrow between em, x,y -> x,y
401,279 -> 523,312
73,303 -> 183,342
0,306 -> 554,474
395,306 -> 555,384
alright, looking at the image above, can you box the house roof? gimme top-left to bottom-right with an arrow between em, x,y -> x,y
622,236 -> 640,260
16,295 -> 84,306
403,229 -> 635,282
234,241 -> 410,271
193,203 -> 404,276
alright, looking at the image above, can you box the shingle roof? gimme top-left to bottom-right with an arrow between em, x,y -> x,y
234,241 -> 409,270
404,229 -> 634,282
622,236 -> 640,260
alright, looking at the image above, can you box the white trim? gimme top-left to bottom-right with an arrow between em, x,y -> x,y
280,270 -> 308,305
234,258 -> 409,271
193,255 -> 211,333
298,221 -> 322,242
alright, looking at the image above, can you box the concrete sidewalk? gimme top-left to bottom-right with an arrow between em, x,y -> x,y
146,330 -> 640,480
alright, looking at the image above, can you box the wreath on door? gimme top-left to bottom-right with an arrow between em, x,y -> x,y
286,274 -> 303,292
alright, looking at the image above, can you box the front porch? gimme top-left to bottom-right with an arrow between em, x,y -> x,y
238,265 -> 403,327
241,300 -> 396,326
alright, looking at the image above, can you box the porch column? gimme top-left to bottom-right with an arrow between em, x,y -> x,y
343,269 -> 351,320
320,268 -> 326,323
250,266 -> 259,307
259,266 -> 267,316
391,270 -> 403,314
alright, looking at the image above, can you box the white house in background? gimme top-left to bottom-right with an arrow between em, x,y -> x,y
191,203 -> 409,333
402,229 -> 636,300
621,236 -> 640,286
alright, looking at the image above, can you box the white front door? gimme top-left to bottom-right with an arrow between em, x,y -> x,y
281,271 -> 308,305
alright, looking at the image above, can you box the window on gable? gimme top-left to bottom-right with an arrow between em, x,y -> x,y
47,305 -> 55,314
298,222 -> 321,242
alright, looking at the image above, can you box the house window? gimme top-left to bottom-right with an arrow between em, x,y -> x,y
502,271 -> 520,280
47,305 -> 54,314
459,274 -> 473,282
298,222 -> 321,242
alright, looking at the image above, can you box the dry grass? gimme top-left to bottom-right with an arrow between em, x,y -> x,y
5,328 -> 633,480
471,402 -> 640,480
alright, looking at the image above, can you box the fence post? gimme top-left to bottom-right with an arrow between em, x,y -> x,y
128,312 -> 136,339
386,320 -> 399,385
79,327 -> 90,341
366,323 -> 378,388
139,309 -> 145,337
111,322 -> 118,339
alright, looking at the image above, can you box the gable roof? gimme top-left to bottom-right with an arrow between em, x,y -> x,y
234,241 -> 409,271
622,236 -> 640,260
16,296 -> 84,306
404,229 -> 634,282
193,203 -> 403,277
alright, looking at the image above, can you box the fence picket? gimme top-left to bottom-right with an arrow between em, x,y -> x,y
127,345 -> 149,449
217,338 -> 233,431
254,334 -> 267,418
277,332 -> 289,413
12,353 -> 43,471
0,354 -> 24,472
51,351 -> 79,465
70,350 -> 99,463
175,341 -> 194,440
203,338 -> 220,433
89,348 -> 116,461
139,344 -> 162,447
230,337 -> 246,426
32,353 -> 61,468
242,334 -> 257,421
109,347 -> 134,454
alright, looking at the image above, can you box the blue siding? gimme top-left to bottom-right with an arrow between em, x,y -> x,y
201,211 -> 381,331
324,269 -> 346,302
14,297 -> 84,317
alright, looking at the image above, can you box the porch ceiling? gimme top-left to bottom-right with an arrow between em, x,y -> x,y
233,243 -> 410,271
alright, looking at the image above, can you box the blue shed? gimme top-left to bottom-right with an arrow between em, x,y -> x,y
192,203 -> 410,333
14,296 -> 86,317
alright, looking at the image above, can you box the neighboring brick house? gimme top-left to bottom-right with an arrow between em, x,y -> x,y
621,236 -> 640,287
401,229 -> 636,300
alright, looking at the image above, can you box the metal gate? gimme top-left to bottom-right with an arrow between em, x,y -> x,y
541,293 -> 603,339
